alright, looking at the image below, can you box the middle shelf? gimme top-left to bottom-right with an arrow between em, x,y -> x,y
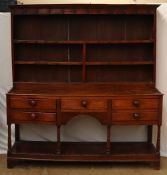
13,38 -> 155,83
14,39 -> 154,44
14,40 -> 154,63
14,60 -> 154,66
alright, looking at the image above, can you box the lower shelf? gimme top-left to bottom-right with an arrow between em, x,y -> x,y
9,141 -> 158,162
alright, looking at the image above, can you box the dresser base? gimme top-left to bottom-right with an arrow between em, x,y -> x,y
7,141 -> 160,169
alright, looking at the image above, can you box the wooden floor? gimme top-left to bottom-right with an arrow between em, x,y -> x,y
0,154 -> 167,175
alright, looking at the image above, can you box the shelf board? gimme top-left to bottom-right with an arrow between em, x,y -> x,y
14,40 -> 154,45
86,40 -> 154,44
10,141 -> 157,161
14,61 -> 154,66
86,61 -> 154,66
14,40 -> 83,44
14,61 -> 82,65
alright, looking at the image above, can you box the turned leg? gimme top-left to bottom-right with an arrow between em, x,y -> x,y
57,125 -> 61,154
7,158 -> 17,169
56,99 -> 61,154
151,125 -> 161,170
15,124 -> 20,141
106,100 -> 112,154
151,161 -> 160,170
7,124 -> 16,168
156,125 -> 161,152
8,124 -> 12,152
106,125 -> 111,154
147,125 -> 152,145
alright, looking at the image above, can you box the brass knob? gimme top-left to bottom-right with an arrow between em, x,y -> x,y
29,99 -> 37,106
81,100 -> 88,108
133,100 -> 140,107
133,113 -> 140,120
30,113 -> 37,120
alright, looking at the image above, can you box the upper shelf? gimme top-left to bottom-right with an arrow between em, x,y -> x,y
14,60 -> 154,66
14,40 -> 154,45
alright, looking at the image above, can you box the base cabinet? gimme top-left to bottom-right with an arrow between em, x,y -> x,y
7,93 -> 162,169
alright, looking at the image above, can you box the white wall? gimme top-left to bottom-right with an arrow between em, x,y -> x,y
156,4 -> 167,156
0,13 -> 13,153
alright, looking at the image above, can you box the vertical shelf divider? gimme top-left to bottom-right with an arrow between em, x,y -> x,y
82,43 -> 86,82
56,99 -> 61,154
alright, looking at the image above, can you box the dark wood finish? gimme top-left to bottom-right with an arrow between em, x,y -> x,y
61,98 -> 107,111
147,125 -> 153,144
15,124 -> 20,141
8,111 -> 57,124
7,4 -> 162,169
9,96 -> 57,111
14,39 -> 154,44
112,111 -> 158,124
56,99 -> 61,154
8,141 -> 158,160
112,98 -> 160,110
7,124 -> 12,152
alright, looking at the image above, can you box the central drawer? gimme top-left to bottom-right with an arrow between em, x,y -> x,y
61,99 -> 108,111
8,111 -> 57,124
10,97 -> 57,111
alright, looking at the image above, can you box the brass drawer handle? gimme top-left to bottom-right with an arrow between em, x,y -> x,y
81,100 -> 88,108
29,99 -> 37,107
29,113 -> 37,120
132,112 -> 140,120
133,100 -> 140,107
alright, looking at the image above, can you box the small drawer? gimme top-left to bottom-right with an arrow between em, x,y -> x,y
8,111 -> 57,124
112,98 -> 159,110
61,99 -> 107,111
112,111 -> 158,123
9,97 -> 56,111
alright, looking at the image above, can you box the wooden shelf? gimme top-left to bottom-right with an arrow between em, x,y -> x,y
14,40 -> 83,44
14,40 -> 154,45
14,61 -> 82,65
14,61 -> 154,66
86,61 -> 154,66
10,141 -> 157,161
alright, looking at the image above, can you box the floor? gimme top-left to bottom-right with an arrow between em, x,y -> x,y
0,155 -> 167,175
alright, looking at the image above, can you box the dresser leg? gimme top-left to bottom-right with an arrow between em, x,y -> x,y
8,124 -> 12,151
7,158 -> 17,169
57,125 -> 61,154
147,125 -> 152,144
156,125 -> 161,152
151,161 -> 160,170
106,125 -> 111,154
15,124 -> 20,141
152,125 -> 161,170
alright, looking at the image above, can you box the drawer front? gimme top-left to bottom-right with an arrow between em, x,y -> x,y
9,111 -> 57,124
112,98 -> 159,110
10,97 -> 56,111
112,111 -> 158,123
61,99 -> 107,111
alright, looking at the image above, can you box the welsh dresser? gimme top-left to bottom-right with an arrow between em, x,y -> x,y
7,4 -> 163,169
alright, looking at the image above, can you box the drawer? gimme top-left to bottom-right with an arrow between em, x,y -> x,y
112,111 -> 158,123
8,111 -> 57,124
61,99 -> 107,111
112,98 -> 159,110
9,97 -> 56,111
